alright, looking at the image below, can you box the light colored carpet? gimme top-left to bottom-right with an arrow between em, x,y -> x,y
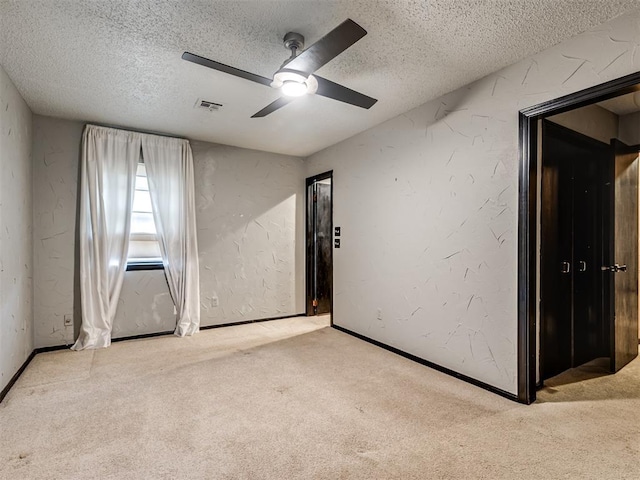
1,316 -> 639,480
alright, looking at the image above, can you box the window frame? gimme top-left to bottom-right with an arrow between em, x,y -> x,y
126,260 -> 164,271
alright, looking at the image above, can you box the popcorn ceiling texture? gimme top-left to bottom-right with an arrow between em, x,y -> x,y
1,1 -> 639,156
0,65 -> 33,392
31,116 -> 305,348
306,11 -> 640,394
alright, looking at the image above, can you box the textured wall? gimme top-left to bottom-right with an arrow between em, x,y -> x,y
305,12 -> 640,395
112,271 -> 175,338
0,65 -> 33,392
192,141 -> 305,325
31,116 -> 305,346
32,116 -> 82,346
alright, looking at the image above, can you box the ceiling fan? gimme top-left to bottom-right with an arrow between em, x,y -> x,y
182,19 -> 378,118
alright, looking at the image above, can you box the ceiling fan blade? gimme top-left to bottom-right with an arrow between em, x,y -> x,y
251,97 -> 294,118
182,52 -> 272,86
314,75 -> 377,109
285,19 -> 366,74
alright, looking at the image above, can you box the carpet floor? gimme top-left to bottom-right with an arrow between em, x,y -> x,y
1,316 -> 639,479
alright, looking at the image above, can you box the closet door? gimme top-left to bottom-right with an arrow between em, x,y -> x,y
606,140 -> 639,372
541,121 -> 609,380
540,122 -> 573,379
573,149 -> 606,366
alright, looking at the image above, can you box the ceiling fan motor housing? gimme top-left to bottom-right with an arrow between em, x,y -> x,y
272,32 -> 315,95
283,32 -> 304,53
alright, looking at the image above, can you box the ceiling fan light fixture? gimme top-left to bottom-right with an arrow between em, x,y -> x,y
281,80 -> 307,97
270,69 -> 307,88
183,19 -> 376,117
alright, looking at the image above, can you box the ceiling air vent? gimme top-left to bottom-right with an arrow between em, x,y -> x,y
194,98 -> 223,112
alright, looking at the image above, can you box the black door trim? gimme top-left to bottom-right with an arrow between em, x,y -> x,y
518,71 -> 640,404
305,170 -> 334,321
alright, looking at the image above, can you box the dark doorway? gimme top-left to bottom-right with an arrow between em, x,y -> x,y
540,121 -> 610,380
518,72 -> 640,403
306,171 -> 333,316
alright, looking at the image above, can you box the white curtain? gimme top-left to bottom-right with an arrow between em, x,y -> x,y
142,135 -> 200,336
72,126 -> 140,350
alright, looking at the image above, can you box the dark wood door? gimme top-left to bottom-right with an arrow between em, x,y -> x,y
607,140 -> 639,372
573,153 -> 607,366
540,123 -> 573,379
540,121 -> 609,380
314,182 -> 332,314
306,175 -> 333,315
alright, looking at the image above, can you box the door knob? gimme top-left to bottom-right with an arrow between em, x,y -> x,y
601,264 -> 627,273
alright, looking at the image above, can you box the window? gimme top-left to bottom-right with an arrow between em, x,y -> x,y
127,162 -> 163,270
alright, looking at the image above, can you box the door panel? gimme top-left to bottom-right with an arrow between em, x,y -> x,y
315,183 -> 332,315
306,183 -> 316,314
540,127 -> 572,379
609,140 -> 639,372
306,176 -> 333,316
573,156 -> 605,365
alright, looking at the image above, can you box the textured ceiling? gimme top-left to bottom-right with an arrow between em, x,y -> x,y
1,0 -> 639,156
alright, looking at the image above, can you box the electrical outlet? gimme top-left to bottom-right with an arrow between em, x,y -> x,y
64,314 -> 73,327
211,296 -> 219,307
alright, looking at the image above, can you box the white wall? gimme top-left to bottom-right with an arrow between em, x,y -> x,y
32,116 -> 82,346
32,116 -> 306,347
192,141 -> 305,325
112,271 -> 176,338
305,11 -> 640,395
548,104 -> 619,144
619,111 -> 640,145
0,65 -> 33,392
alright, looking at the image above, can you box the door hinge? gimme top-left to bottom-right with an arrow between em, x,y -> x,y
313,193 -> 317,202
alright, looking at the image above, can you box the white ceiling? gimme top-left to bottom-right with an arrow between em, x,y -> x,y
1,1 -> 639,157
598,91 -> 640,115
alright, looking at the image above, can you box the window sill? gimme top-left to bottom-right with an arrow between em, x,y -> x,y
126,262 -> 164,272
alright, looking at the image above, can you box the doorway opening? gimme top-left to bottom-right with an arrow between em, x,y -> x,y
306,171 -> 333,318
519,72 -> 640,403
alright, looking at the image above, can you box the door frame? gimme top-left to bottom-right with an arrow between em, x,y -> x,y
518,71 -> 640,404
305,170 -> 334,320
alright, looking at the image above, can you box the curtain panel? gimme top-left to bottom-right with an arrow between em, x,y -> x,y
143,136 -> 200,336
73,125 -> 200,350
72,125 -> 140,350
